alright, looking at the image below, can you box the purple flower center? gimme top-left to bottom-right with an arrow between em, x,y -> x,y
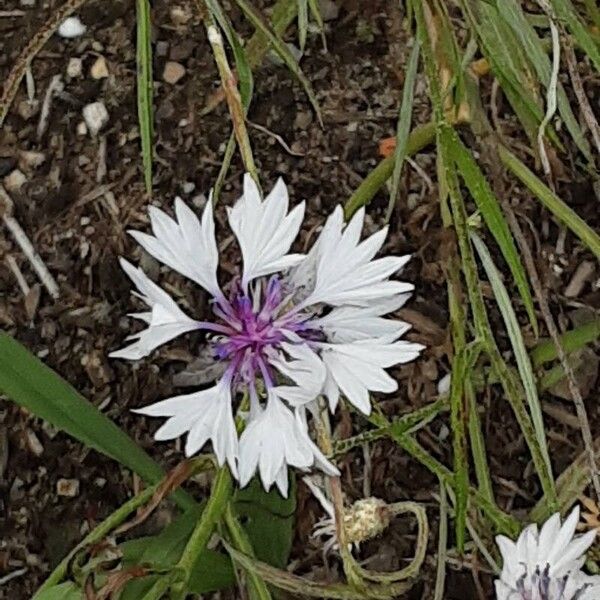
211,276 -> 310,386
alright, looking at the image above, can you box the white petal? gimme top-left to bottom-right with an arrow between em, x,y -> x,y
228,174 -> 305,288
110,259 -> 200,360
272,342 -> 326,406
135,379 -> 238,476
302,206 -> 413,307
129,199 -> 220,296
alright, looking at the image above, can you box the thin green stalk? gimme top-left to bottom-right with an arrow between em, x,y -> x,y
344,121 -> 437,219
171,467 -> 233,599
433,481 -> 448,600
224,504 -> 272,600
386,41 -> 420,222
33,484 -> 158,597
136,0 -> 153,197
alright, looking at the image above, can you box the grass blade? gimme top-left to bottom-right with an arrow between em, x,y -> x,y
297,0 -> 308,51
234,0 -> 323,126
0,333 -> 196,511
449,132 -> 538,334
498,145 -> 600,259
385,41 -> 420,222
471,232 -> 553,483
307,0 -> 326,48
136,0 -> 153,197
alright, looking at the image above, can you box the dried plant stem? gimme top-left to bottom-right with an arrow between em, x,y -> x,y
205,24 -> 259,186
0,0 -> 90,127
0,185 -> 59,299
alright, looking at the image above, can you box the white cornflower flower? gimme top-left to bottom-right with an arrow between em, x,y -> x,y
495,506 -> 600,599
111,174 -> 423,495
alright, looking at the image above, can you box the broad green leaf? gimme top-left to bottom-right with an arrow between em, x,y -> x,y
471,232 -> 553,483
120,506 -> 235,596
234,0 -> 323,125
0,333 -> 196,511
136,0 -> 153,196
499,146 -> 600,259
448,130 -> 538,334
234,476 -> 296,568
34,582 -> 82,600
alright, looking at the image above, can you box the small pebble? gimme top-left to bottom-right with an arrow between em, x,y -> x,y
82,102 -> 109,136
156,41 -> 169,57
170,5 -> 193,25
17,99 -> 39,120
66,57 -> 83,78
318,0 -> 339,21
162,61 -> 186,84
18,150 -> 46,171
3,169 -> 27,192
76,121 -> 88,136
20,0 -> 35,6
90,56 -> 109,79
182,181 -> 195,194
57,16 -> 86,38
25,429 -> 44,457
57,478 -> 80,497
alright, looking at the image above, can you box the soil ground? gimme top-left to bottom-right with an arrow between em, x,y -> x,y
0,1 -> 599,598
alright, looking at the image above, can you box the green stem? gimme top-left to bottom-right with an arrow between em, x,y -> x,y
344,122 -> 437,219
224,503 -> 272,600
33,484 -> 158,597
170,467 -> 233,598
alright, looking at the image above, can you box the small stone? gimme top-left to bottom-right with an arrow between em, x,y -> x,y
318,0 -> 339,21
90,56 -> 109,79
18,150 -> 46,171
162,61 -> 186,84
76,121 -> 88,136
25,429 -> 44,456
82,102 -> 109,136
66,57 -> 83,78
57,478 -> 80,497
182,181 -> 195,194
17,99 -> 39,120
20,0 -> 35,6
156,41 -> 169,57
3,169 -> 26,192
57,16 -> 86,38
170,5 -> 193,25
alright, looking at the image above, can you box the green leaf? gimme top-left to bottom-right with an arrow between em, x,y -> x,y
234,476 -> 296,568
0,333 -> 195,511
499,145 -> 600,259
297,0 -> 308,51
448,130 -> 538,334
471,232 -> 553,483
120,506 -> 235,596
34,582 -> 82,600
386,40 -> 420,222
136,0 -> 153,197
234,0 -> 323,126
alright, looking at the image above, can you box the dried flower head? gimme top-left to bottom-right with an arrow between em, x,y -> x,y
112,174 -> 423,495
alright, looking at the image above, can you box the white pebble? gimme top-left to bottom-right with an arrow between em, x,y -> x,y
76,121 -> 88,136
82,102 -> 109,137
437,373 -> 451,396
57,16 -> 87,39
66,57 -> 83,78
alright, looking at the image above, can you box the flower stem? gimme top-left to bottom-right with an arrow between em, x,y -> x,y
170,466 -> 234,599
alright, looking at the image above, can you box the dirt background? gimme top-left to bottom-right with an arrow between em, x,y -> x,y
1,0 -> 599,598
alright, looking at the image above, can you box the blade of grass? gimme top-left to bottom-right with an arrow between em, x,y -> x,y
233,0 -> 323,126
550,0 -> 600,72
498,145 -> 600,259
450,133 -> 538,334
0,333 -> 196,511
307,0 -> 327,49
297,0 -> 308,51
471,232 -> 553,481
385,41 -> 420,223
136,0 -> 153,197
433,481 -> 448,600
